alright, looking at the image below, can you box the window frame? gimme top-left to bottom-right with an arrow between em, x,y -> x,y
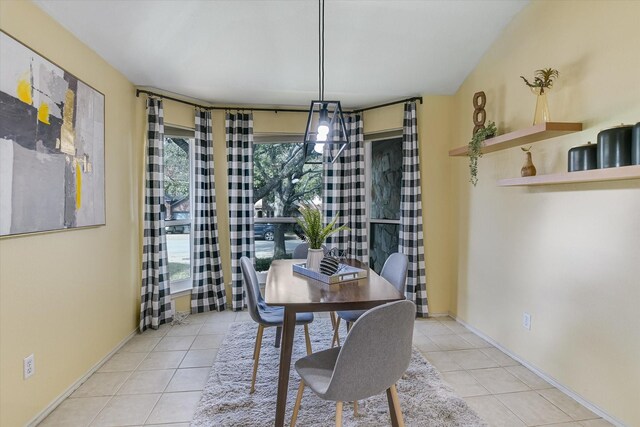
251,131 -> 404,272
252,136 -> 323,272
364,130 -> 404,271
253,135 -> 322,225
163,127 -> 195,294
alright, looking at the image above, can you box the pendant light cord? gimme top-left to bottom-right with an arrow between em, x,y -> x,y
318,0 -> 325,102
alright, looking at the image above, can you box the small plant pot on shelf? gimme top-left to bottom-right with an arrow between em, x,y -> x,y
531,87 -> 550,125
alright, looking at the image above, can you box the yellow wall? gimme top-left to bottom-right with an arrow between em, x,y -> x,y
450,1 -> 640,425
417,97 -> 455,315
0,2 -> 143,426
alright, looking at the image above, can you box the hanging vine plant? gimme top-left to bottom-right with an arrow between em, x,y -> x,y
468,121 -> 497,186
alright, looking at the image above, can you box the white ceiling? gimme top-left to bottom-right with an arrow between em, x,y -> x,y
34,0 -> 528,109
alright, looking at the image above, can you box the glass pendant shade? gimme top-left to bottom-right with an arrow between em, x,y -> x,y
303,100 -> 349,163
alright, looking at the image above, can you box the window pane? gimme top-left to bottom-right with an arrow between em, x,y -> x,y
163,136 -> 192,283
254,223 -> 305,272
164,137 -> 190,220
253,143 -> 323,218
370,138 -> 402,220
253,142 -> 322,271
166,233 -> 191,281
369,223 -> 399,274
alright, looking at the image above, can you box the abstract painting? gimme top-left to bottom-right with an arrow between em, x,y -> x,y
0,32 -> 105,237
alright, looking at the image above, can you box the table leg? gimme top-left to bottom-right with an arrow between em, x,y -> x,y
275,308 -> 296,426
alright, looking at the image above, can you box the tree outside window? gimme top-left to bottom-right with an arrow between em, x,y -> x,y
253,142 -> 322,271
163,136 -> 192,284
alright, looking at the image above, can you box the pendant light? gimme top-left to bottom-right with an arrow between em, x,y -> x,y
303,0 -> 349,163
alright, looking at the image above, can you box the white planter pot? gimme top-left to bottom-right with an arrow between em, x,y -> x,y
306,248 -> 325,272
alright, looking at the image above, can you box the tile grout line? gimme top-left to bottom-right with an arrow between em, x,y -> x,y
536,390 -> 601,424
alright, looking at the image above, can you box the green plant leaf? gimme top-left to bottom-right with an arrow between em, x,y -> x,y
468,121 -> 497,187
521,68 -> 559,92
296,202 -> 350,249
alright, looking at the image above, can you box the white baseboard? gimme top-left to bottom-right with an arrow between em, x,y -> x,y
26,328 -> 139,427
426,312 -> 451,318
450,314 -> 627,427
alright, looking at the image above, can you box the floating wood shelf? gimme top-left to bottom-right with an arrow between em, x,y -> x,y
449,122 -> 583,157
498,165 -> 640,186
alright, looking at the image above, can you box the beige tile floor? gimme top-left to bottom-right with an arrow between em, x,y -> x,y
39,311 -> 614,426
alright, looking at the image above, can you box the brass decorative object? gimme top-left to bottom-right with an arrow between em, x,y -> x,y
521,146 -> 537,177
520,68 -> 559,125
472,91 -> 487,135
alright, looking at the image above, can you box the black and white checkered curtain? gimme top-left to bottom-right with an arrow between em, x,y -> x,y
322,114 -> 368,263
226,112 -> 255,311
140,98 -> 173,331
191,109 -> 227,313
400,102 -> 428,317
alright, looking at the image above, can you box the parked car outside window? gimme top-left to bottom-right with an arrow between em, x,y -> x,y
254,223 -> 275,241
165,212 -> 191,234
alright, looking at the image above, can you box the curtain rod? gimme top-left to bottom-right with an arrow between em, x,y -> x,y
135,89 -> 422,114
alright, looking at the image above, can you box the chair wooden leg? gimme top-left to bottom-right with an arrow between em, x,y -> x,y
331,311 -> 340,347
303,324 -> 312,355
331,317 -> 341,347
252,326 -> 260,360
386,387 -> 398,427
353,400 -> 358,416
387,384 -> 405,427
290,380 -> 305,427
335,401 -> 343,427
250,325 -> 264,394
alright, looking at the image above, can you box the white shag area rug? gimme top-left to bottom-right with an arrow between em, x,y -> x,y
191,319 -> 487,427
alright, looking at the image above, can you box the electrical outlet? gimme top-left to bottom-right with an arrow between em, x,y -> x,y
24,354 -> 35,379
522,312 -> 532,330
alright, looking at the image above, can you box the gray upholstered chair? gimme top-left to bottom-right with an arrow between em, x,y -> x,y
240,257 -> 314,393
291,300 -> 416,426
332,252 -> 408,346
292,243 -> 327,259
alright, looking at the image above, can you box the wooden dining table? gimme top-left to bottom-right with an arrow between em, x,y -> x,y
265,259 -> 405,427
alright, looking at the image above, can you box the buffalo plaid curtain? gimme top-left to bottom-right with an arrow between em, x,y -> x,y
322,114 -> 368,263
191,109 -> 227,313
399,102 -> 428,316
140,98 -> 173,331
226,112 -> 255,311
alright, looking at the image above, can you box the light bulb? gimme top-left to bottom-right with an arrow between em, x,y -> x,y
317,123 -> 329,136
314,142 -> 325,153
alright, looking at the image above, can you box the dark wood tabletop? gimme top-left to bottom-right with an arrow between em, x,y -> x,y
265,259 -> 405,426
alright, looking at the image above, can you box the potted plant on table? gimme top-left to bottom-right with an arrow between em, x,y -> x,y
296,203 -> 349,272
